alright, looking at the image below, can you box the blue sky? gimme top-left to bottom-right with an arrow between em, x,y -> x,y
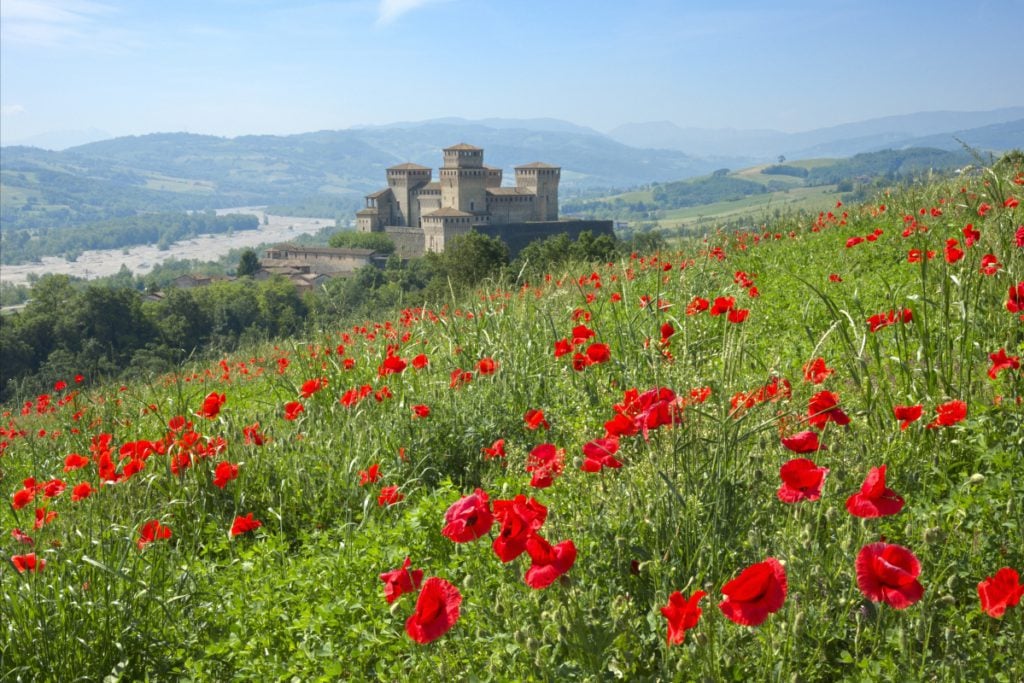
2,0 -> 1022,143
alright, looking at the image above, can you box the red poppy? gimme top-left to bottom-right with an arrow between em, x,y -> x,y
571,324 -> 596,345
980,254 -> 1002,276
33,508 -> 57,529
1008,282 -> 1024,313
197,392 -> 226,419
476,357 -> 498,375
580,436 -> 622,472
230,513 -> 262,536
524,534 -> 577,589
524,409 -> 550,431
727,308 -> 750,324
780,430 -> 825,453
802,358 -> 834,384
283,401 -> 304,421
807,391 -> 850,430
411,404 -> 431,418
137,520 -> 172,550
411,354 -> 429,369
660,322 -> 676,344
661,590 -> 706,644
709,296 -> 736,316
492,495 -> 548,563
977,567 -> 1024,618
856,542 -> 924,609
978,203 -> 992,217
944,238 -> 964,263
212,461 -> 239,489
585,343 -> 611,364
553,338 -> 573,358
686,296 -> 710,315
378,485 -> 404,507
892,404 -> 923,430
405,577 -> 462,644
571,352 -> 592,372
359,463 -> 381,486
482,439 -> 506,459
300,377 -> 328,398
1006,197 -> 1020,208
846,465 -> 904,518
926,399 -> 967,428
71,482 -> 94,501
380,556 -> 424,604
63,453 -> 89,471
526,443 -> 565,488
777,458 -> 829,503
11,553 -> 45,573
988,349 -> 1020,380
442,488 -> 494,543
378,354 -> 407,376
718,557 -> 787,626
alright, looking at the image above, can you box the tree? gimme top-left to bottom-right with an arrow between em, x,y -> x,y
237,248 -> 260,277
440,231 -> 509,290
328,231 -> 396,255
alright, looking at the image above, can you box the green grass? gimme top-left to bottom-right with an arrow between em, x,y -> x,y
1,162 -> 1022,681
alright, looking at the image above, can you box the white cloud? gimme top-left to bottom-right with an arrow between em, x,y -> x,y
1,105 -> 28,117
0,0 -> 117,48
377,0 -> 448,25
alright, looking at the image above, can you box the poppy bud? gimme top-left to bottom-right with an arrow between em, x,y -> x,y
938,594 -> 956,607
389,602 -> 403,617
968,473 -> 985,485
792,611 -> 804,636
462,574 -> 473,589
693,632 -> 708,647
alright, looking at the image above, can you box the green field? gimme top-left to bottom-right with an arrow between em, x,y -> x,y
2,160 -> 1022,680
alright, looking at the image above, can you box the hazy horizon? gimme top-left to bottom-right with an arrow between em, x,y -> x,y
2,0 -> 1024,146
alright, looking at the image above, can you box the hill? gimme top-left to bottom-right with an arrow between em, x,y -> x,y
2,156 -> 1022,680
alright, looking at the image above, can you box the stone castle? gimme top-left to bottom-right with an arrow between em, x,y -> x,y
356,143 -> 612,257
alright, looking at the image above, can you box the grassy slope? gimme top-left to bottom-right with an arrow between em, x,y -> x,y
1,166 -> 1022,681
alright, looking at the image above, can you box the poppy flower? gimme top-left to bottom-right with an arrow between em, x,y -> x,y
405,577 -> 462,644
727,308 -> 750,324
197,392 -> 226,419
977,567 -> 1024,618
660,322 -> 676,344
524,409 -> 550,431
571,324 -> 596,345
802,358 -> 834,385
378,485 -> 404,507
777,458 -> 829,503
524,534 -> 577,589
856,542 -> 924,609
441,488 -> 494,543
661,590 -> 706,644
283,401 -> 304,421
63,453 -> 89,471
709,296 -> 736,316
926,399 -> 967,428
585,343 -> 611,364
378,354 -> 407,376
718,557 -> 787,626
492,495 -> 548,563
300,377 -> 328,398
581,436 -> 622,472
359,464 -> 381,486
846,465 -> 904,518
476,357 -> 498,375
892,404 -> 923,430
1008,282 -> 1024,313
571,352 -> 592,372
807,391 -> 850,430
11,553 -> 45,573
526,443 -> 565,488
686,297 -> 710,315
380,557 -> 424,604
411,354 -> 429,369
212,461 -> 239,489
481,439 -> 506,459
988,349 -> 1020,380
137,520 -> 172,550
553,338 -> 573,358
980,254 -> 1002,276
829,273 -> 843,283
978,203 -> 992,217
230,513 -> 262,536
11,528 -> 34,545
944,238 -> 964,264
781,431 -> 825,453
1006,197 -> 1020,208
71,482 -> 94,501
411,404 -> 431,418
34,508 -> 57,529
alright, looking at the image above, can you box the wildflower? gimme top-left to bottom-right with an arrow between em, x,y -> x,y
411,353 -> 429,369
212,461 -> 239,489
686,296 -> 710,315
893,404 -> 923,430
230,513 -> 262,536
580,436 -> 622,472
718,558 -> 787,626
300,377 -> 328,398
411,404 -> 431,418
781,430 -> 825,453
476,357 -> 498,375
856,542 -> 924,609
585,343 -> 611,365
441,489 -> 494,543
777,458 -> 829,503
807,391 -> 850,430
977,568 -> 1023,618
283,401 -> 304,421
378,485 -> 404,507
927,399 -> 967,428
526,443 -> 565,489
359,464 -> 381,486
846,465 -> 904,518
944,238 -> 964,264
802,358 -> 834,385
524,409 -> 550,431
553,338 -> 573,358
1003,197 -> 1019,209
405,577 -> 462,644
380,557 -> 423,604
980,254 -> 1001,275
33,508 -> 57,530
524,535 -> 577,589
662,590 -> 706,644
11,553 -> 45,573
64,453 -> 89,471
137,520 -> 172,550
492,495 -> 548,563
1008,282 -> 1024,313
709,296 -> 735,316
71,482 -> 94,501
482,439 -> 506,459
197,392 -> 226,419
243,423 -> 266,445
987,348 -> 1020,380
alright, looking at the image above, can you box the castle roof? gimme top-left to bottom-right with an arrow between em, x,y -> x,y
486,187 -> 533,196
444,143 -> 482,151
515,162 -> 559,169
366,188 -> 392,199
415,181 -> 441,192
424,207 -> 474,218
387,162 -> 430,171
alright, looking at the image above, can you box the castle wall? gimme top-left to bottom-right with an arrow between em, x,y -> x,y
486,195 -> 536,225
382,227 -> 426,259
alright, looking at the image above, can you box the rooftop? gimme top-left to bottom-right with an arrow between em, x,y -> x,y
515,162 -> 560,169
444,143 -> 482,151
387,162 -> 431,171
424,207 -> 475,218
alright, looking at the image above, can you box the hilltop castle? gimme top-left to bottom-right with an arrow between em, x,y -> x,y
356,143 -> 612,257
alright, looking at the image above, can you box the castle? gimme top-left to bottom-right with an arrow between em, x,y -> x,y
356,143 -> 612,257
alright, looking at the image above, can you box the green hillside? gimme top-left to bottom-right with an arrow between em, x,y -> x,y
1,158 -> 1022,680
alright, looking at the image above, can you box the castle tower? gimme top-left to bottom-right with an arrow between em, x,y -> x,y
386,163 -> 431,227
515,162 -> 560,221
440,143 -> 488,215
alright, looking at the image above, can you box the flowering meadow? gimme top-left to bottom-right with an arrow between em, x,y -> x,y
2,161 -> 1023,681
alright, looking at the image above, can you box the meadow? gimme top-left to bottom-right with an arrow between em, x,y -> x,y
1,159 -> 1022,681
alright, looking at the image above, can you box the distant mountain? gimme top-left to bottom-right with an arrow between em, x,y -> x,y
608,107 -> 1024,159
353,117 -> 604,137
4,127 -> 113,151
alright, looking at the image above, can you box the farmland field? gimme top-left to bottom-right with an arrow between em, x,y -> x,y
1,160 -> 1022,680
